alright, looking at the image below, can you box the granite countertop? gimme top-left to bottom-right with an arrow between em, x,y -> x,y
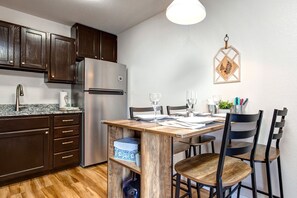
0,104 -> 82,117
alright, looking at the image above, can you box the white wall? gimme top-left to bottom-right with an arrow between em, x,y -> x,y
0,6 -> 71,104
118,0 -> 297,197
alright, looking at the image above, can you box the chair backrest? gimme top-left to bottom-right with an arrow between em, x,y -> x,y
166,105 -> 187,115
265,108 -> 288,157
216,111 -> 263,184
129,106 -> 164,119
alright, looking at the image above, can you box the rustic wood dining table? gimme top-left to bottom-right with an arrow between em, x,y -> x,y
103,119 -> 225,198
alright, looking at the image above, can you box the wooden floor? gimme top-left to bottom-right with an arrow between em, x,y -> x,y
0,163 -> 208,198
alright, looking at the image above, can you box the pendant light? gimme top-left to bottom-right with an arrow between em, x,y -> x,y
166,0 -> 206,25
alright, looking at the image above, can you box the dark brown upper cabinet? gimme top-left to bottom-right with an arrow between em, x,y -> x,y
71,23 -> 117,63
0,21 -> 20,68
21,27 -> 47,71
47,34 -> 75,83
71,23 -> 99,59
100,31 -> 117,62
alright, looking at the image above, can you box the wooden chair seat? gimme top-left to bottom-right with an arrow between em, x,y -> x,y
175,153 -> 252,187
173,142 -> 191,155
232,143 -> 280,162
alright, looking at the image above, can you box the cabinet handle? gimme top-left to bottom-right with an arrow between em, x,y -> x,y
21,62 -> 25,65
62,155 -> 74,159
45,131 -> 49,134
9,60 -> 13,63
101,57 -> 104,60
95,56 -> 98,58
62,141 -> 74,145
52,75 -> 55,78
62,130 -> 74,134
62,119 -> 74,122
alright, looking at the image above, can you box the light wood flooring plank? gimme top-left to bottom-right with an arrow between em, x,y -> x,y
0,163 -> 209,198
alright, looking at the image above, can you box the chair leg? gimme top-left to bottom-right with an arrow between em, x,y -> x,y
185,150 -> 189,158
237,182 -> 242,198
196,183 -> 201,198
198,145 -> 201,155
175,174 -> 181,198
193,146 -> 197,156
217,184 -> 224,198
251,162 -> 258,198
211,141 -> 215,153
277,156 -> 284,198
187,178 -> 192,198
209,187 -> 214,198
265,160 -> 273,198
189,145 -> 192,157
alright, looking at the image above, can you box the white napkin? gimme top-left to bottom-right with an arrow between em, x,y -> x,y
159,120 -> 205,129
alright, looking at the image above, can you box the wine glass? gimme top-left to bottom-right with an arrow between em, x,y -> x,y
149,93 -> 162,122
186,90 -> 197,117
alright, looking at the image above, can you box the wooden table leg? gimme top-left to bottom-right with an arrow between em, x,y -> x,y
107,126 -> 135,198
141,131 -> 172,198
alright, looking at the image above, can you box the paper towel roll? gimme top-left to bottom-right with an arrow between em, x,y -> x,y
59,91 -> 68,108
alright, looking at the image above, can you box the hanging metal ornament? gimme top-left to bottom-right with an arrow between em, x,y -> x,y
213,34 -> 241,84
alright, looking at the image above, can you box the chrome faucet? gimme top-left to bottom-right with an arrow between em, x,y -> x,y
15,84 -> 25,111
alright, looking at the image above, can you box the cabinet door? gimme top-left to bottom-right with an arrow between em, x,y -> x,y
0,128 -> 49,182
74,24 -> 99,59
49,34 -> 75,82
100,31 -> 117,62
0,21 -> 16,67
21,27 -> 47,70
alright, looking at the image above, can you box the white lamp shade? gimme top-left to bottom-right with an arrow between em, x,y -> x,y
166,0 -> 206,25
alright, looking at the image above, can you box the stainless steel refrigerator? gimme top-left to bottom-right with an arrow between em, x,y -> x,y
72,58 -> 127,167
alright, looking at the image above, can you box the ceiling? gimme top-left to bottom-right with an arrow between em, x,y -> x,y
0,0 -> 172,34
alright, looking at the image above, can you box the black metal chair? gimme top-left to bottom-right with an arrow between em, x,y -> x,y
174,111 -> 263,198
232,108 -> 288,198
167,105 -> 216,156
129,106 -> 164,119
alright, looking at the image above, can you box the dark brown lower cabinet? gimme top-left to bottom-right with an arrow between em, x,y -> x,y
0,116 -> 50,183
0,113 -> 81,185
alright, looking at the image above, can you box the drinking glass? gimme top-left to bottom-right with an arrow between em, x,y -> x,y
186,90 -> 197,117
149,93 -> 162,122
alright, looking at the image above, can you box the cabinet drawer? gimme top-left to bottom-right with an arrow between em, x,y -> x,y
54,136 -> 79,153
54,114 -> 80,127
0,116 -> 50,133
54,150 -> 79,168
54,125 -> 80,138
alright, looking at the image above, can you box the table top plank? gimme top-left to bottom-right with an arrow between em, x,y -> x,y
103,120 -> 225,138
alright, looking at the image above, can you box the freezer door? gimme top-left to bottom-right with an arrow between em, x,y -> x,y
82,92 -> 127,166
84,58 -> 127,92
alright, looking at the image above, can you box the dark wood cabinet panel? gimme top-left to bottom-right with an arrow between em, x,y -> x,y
54,136 -> 79,153
0,21 -> 19,68
0,116 -> 50,182
100,31 -> 117,63
53,114 -> 81,169
21,27 -> 47,71
71,23 -> 99,59
54,114 -> 80,127
71,23 -> 117,62
48,34 -> 75,83
54,125 -> 80,139
53,149 -> 79,168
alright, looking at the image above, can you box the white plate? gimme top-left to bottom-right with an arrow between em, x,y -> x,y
212,113 -> 227,118
177,117 -> 218,124
196,112 -> 211,116
135,114 -> 169,121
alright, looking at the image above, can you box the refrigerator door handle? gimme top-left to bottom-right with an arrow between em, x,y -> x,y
87,88 -> 124,95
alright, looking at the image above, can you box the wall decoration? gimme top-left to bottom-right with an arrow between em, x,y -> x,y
213,34 -> 241,84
